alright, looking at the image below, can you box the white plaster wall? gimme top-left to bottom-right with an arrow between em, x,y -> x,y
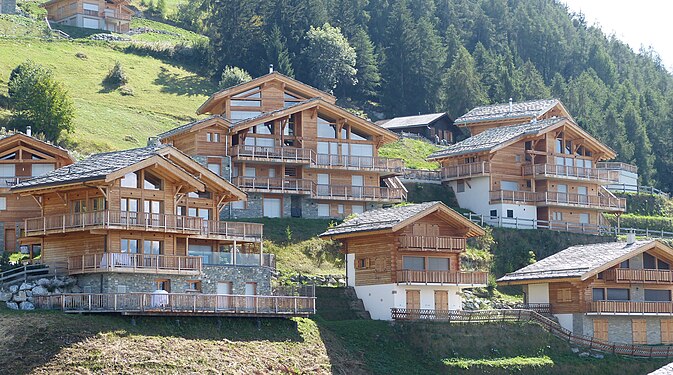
555,314 -> 574,332
496,203 -> 537,229
354,284 -> 397,320
527,283 -> 550,304
451,176 -> 491,216
393,285 -> 462,311
346,253 -> 355,287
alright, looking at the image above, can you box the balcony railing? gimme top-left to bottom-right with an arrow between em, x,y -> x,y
589,301 -> 673,314
68,253 -> 201,275
0,176 -> 31,187
103,10 -> 132,20
401,169 -> 442,181
314,184 -> 406,201
489,190 -> 539,203
230,145 -> 312,163
311,153 -> 404,173
596,162 -> 638,174
522,164 -> 620,183
23,211 -> 264,242
34,292 -> 316,317
396,270 -> 488,285
604,268 -> 673,284
233,176 -> 313,194
442,162 -> 490,180
489,190 -> 626,210
398,236 -> 466,252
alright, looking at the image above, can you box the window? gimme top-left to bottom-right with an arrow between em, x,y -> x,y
620,259 -> 630,268
187,191 -> 212,199
231,99 -> 261,107
0,197 -> 5,210
187,281 -> 202,292
317,204 -> 330,217
645,289 -> 671,302
456,180 -> 465,193
606,288 -> 630,301
464,156 -> 476,164
143,172 -> 162,190
352,205 -> 364,214
350,127 -> 371,141
206,133 -> 220,142
285,167 -> 297,178
501,180 -> 519,191
428,258 -> 450,271
31,164 -> 54,176
231,200 -> 245,209
244,167 -> 256,177
506,210 -> 514,218
592,288 -> 605,301
120,172 -> 139,188
337,204 -> 344,214
490,210 -> 497,218
579,213 -> 589,224
253,123 -> 273,135
91,197 -> 105,211
403,256 -> 425,271
121,198 -> 138,212
72,199 -> 87,213
557,288 -> 572,302
208,163 -> 221,176
317,117 -> 337,138
552,212 -> 563,221
524,141 -> 532,161
143,200 -> 161,214
350,143 -> 374,157
356,258 -> 370,269
121,239 -> 139,253
143,240 -> 161,255
229,111 -> 261,121
660,259 -> 671,270
156,279 -> 171,292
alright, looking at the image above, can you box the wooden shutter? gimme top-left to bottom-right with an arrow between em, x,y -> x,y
434,290 -> 449,311
593,319 -> 609,341
412,224 -> 426,236
632,319 -> 647,344
406,290 -> 420,310
4,228 -> 15,252
661,320 -> 673,344
557,288 -> 572,303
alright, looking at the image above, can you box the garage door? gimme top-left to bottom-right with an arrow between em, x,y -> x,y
263,198 -> 281,218
82,17 -> 100,29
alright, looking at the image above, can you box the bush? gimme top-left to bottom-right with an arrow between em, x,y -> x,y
218,66 -> 251,89
103,61 -> 129,88
605,214 -> 673,233
616,192 -> 673,216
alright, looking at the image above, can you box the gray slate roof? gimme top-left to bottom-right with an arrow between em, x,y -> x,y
428,117 -> 564,159
376,113 -> 448,130
0,131 -> 70,154
12,144 -> 172,190
455,99 -> 560,125
497,240 -> 656,282
157,115 -> 230,140
320,201 -> 443,237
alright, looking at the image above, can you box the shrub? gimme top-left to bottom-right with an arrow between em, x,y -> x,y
218,66 -> 251,89
103,61 -> 129,88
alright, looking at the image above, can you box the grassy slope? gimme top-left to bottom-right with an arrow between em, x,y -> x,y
1,309 -> 666,374
378,138 -> 441,170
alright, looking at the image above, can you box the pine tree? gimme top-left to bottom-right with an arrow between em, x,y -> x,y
517,60 -> 551,100
266,25 -> 295,77
443,46 -> 488,116
413,16 -> 446,112
350,27 -> 381,101
623,102 -> 655,185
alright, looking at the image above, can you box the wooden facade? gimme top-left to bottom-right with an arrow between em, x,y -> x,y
0,132 -> 74,254
42,0 -> 133,33
161,72 -> 406,219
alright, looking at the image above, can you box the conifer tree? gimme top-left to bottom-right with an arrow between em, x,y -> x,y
266,25 -> 295,77
443,46 -> 488,117
350,27 -> 381,101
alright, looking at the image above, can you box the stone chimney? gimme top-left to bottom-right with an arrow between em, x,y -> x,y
509,98 -> 513,112
26,126 -> 32,137
626,232 -> 636,245
269,64 -> 274,74
147,136 -> 160,147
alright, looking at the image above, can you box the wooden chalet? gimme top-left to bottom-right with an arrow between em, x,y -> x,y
499,238 -> 673,345
320,201 -> 487,320
42,0 -> 133,33
428,112 -> 626,232
375,112 -> 458,144
0,130 -> 74,255
159,71 -> 407,219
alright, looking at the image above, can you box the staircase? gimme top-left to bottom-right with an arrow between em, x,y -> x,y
315,286 -> 370,320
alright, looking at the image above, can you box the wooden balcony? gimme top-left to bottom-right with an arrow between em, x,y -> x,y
398,236 -> 466,252
68,253 -> 202,276
604,268 -> 673,284
541,191 -> 626,211
230,145 -> 312,164
588,301 -> 673,315
313,184 -> 406,202
396,270 -> 488,285
103,10 -> 132,20
596,162 -> 638,174
522,164 -> 620,183
442,162 -> 490,181
233,176 -> 313,194
489,189 -> 539,204
34,292 -> 316,318
0,176 -> 31,188
23,211 -> 264,242
310,153 -> 404,175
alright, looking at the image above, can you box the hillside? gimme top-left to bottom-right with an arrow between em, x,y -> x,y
0,308 -> 667,374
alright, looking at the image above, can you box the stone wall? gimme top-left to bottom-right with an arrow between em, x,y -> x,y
222,194 -> 384,219
580,315 -> 670,344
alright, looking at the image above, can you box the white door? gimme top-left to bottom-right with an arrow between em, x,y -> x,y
352,175 -> 364,198
263,198 -> 281,218
245,282 -> 257,310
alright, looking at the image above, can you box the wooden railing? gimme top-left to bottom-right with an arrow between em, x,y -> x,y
489,189 -> 539,203
441,162 -> 490,180
23,211 -> 264,242
33,292 -> 316,317
542,191 -> 626,210
311,153 -> 404,173
604,268 -> 673,284
401,169 -> 442,181
0,264 -> 50,285
396,270 -> 488,285
0,176 -> 31,187
389,308 -> 673,358
589,301 -> 673,314
398,236 -> 465,251
103,10 -> 132,20
313,184 -> 406,201
230,145 -> 313,163
512,303 -> 552,315
522,164 -> 620,183
68,253 -> 202,275
233,176 -> 313,194
597,162 -> 638,174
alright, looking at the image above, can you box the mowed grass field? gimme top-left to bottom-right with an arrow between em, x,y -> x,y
0,38 -> 214,154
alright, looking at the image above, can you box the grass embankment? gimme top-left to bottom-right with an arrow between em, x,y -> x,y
378,138 -> 441,170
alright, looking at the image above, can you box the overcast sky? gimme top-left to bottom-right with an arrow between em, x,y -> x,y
562,0 -> 673,70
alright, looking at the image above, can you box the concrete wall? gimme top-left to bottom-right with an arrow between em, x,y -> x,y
346,253 -> 355,287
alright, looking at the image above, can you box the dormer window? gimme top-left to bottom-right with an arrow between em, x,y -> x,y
143,172 -> 162,191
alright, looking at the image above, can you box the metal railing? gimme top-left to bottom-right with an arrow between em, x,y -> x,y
34,292 -> 316,317
401,169 -> 442,181
233,176 -> 313,194
311,152 -> 404,173
597,162 -> 638,174
0,264 -> 50,285
589,301 -> 673,314
605,268 -> 673,284
489,189 -> 539,203
522,164 -> 620,183
230,145 -> 312,163
398,236 -> 466,251
68,253 -> 202,275
442,162 -> 491,180
103,10 -> 132,20
0,176 -> 31,187
396,270 -> 488,285
488,190 -> 626,210
605,183 -> 669,198
314,184 -> 406,201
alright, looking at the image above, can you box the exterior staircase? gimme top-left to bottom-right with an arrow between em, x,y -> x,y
315,286 -> 370,320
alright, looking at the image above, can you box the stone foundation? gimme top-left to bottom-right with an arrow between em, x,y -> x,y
222,194 -> 385,219
578,315 -> 671,345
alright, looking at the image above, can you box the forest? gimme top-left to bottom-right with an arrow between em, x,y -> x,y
168,0 -> 673,191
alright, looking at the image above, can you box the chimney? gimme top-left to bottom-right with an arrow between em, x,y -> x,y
509,98 -> 513,112
147,136 -> 160,147
626,232 -> 636,245
269,64 -> 274,74
26,126 -> 32,137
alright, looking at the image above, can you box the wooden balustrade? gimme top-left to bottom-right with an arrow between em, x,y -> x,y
604,268 -> 673,283
311,153 -> 404,173
489,189 -> 539,203
396,270 -> 488,285
233,176 -> 313,194
398,236 -> 465,251
596,162 -> 639,174
589,300 -> 673,314
522,164 -> 620,183
35,292 -> 316,317
488,190 -> 626,210
68,253 -> 202,275
441,162 -> 490,180
314,184 -> 406,201
230,145 -> 313,163
201,220 -> 263,241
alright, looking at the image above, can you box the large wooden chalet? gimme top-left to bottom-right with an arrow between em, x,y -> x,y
0,130 -> 74,255
42,0 -> 133,33
320,201 -> 487,320
499,238 -> 673,345
158,72 -> 406,219
375,112 -> 458,144
428,99 -> 626,232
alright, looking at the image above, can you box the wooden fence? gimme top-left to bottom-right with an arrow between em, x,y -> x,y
390,308 -> 673,358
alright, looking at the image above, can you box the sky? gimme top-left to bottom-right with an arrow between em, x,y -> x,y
562,0 -> 673,70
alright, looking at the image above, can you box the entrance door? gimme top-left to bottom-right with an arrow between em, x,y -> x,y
245,282 -> 257,310
263,198 -> 281,218
577,186 -> 588,204
291,196 -> 302,218
216,282 -> 232,310
632,319 -> 647,344
593,319 -> 608,341
406,290 -> 420,310
662,320 -> 673,344
434,290 -> 449,311
4,228 -> 15,252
